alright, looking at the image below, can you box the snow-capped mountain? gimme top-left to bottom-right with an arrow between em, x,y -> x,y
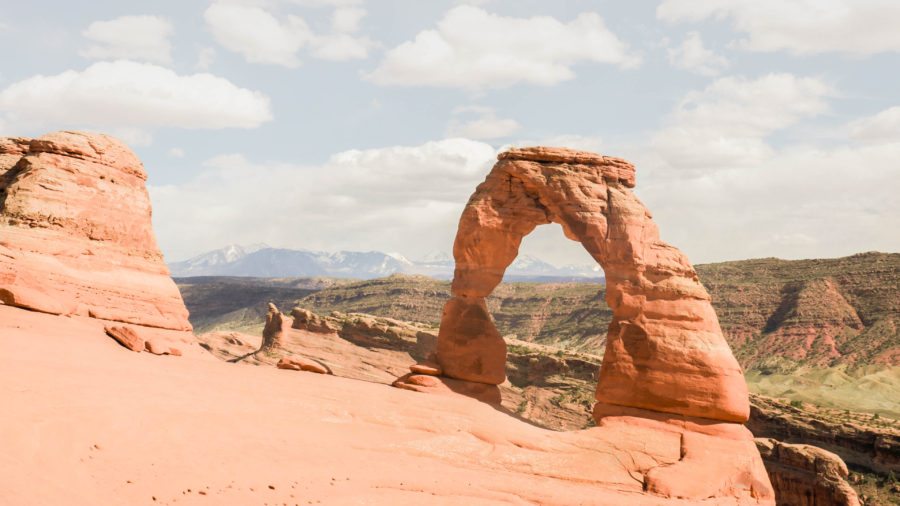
168,243 -> 270,275
169,245 -> 601,281
169,245 -> 413,278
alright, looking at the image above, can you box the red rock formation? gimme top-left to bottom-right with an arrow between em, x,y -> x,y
291,306 -> 338,333
755,438 -> 861,506
276,355 -> 331,374
104,325 -> 145,352
0,131 -> 195,354
414,146 -> 749,423
260,302 -> 290,351
0,131 -> 190,329
1,301 -> 775,505
199,305 -> 775,503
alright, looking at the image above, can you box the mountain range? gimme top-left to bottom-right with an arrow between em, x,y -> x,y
168,244 -> 602,281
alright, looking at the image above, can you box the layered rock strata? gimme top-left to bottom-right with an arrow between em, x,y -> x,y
0,131 -> 194,352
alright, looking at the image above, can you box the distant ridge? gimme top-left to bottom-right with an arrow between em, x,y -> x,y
168,244 -> 602,281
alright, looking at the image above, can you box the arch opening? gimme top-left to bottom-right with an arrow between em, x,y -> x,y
505,223 -> 601,283
424,147 -> 750,424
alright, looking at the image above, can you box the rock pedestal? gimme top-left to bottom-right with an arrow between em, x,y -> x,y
260,303 -> 290,351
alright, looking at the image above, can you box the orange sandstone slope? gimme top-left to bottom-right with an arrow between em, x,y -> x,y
0,136 -> 774,505
0,304 -> 773,506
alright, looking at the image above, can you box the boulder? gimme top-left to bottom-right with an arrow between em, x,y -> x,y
104,326 -> 145,352
755,438 -> 861,506
276,356 -> 331,374
291,307 -> 338,334
145,339 -> 182,356
409,362 -> 442,376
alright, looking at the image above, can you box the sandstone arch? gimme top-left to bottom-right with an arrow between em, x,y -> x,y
435,147 -> 749,423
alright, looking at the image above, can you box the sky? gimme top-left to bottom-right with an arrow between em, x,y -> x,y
1,0 -> 898,267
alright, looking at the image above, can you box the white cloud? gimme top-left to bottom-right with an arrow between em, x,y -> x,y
290,0 -> 363,6
310,33 -> 373,61
80,15 -> 174,65
196,46 -> 217,70
0,60 -> 272,134
168,147 -> 186,158
657,0 -> 900,55
446,106 -> 520,140
849,106 -> 900,143
635,140 -> 900,263
332,7 -> 365,32
667,31 -> 728,76
625,73 -> 900,263
309,7 -> 374,60
367,5 -> 640,90
651,73 -> 832,170
151,139 -> 498,261
204,0 -> 372,66
204,1 -> 312,68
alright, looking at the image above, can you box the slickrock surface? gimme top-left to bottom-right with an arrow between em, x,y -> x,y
2,303 -> 774,505
432,147 -> 748,423
0,131 -> 191,332
201,306 -> 900,504
202,303 -> 772,503
755,438 -> 861,506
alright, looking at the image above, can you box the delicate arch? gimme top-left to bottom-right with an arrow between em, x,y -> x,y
435,147 -> 749,423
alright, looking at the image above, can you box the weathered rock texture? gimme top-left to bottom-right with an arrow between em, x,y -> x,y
755,438 -> 861,506
292,306 -> 438,359
0,131 -> 190,328
260,303 -> 289,351
0,131 -> 193,350
104,325 -> 145,352
429,147 -> 748,423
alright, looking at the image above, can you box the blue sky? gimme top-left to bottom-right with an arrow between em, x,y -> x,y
1,0 -> 898,266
